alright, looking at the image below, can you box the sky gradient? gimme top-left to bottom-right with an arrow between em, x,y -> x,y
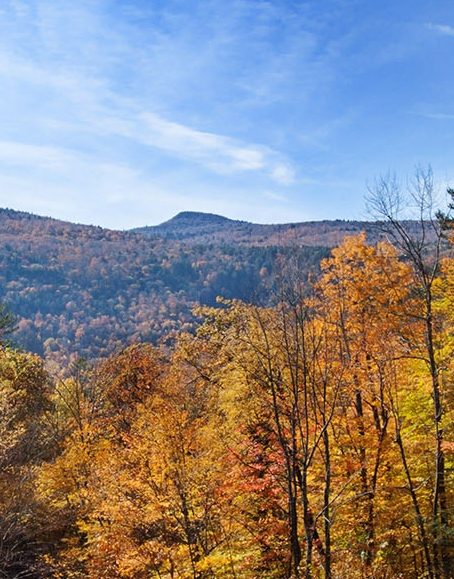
1,0 -> 454,229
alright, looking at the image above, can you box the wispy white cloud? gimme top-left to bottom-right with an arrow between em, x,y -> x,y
135,112 -> 296,184
426,23 -> 454,37
0,140 -> 78,169
270,164 -> 296,186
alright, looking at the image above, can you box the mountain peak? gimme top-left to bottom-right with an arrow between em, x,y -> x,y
132,211 -> 249,241
161,211 -> 239,226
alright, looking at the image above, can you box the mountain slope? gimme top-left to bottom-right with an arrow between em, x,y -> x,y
0,208 -> 385,367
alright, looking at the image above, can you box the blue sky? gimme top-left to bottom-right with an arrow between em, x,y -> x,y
1,0 -> 453,229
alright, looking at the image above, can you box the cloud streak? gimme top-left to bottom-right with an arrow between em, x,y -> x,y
137,113 -> 295,184
426,23 -> 454,37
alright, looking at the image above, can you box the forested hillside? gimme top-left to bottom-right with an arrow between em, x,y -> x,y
0,191 -> 453,578
0,208 -> 380,367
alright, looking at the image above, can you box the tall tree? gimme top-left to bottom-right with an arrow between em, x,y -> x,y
313,231 -> 450,576
195,288 -> 342,579
0,302 -> 17,346
367,167 -> 453,578
0,348 -> 54,578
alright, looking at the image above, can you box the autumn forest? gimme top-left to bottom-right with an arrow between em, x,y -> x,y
1,173 -> 454,578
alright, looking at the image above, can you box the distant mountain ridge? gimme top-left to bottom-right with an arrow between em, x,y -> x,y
0,207 -> 423,367
133,210 -> 381,246
0,207 -> 429,246
0,207 -> 380,246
